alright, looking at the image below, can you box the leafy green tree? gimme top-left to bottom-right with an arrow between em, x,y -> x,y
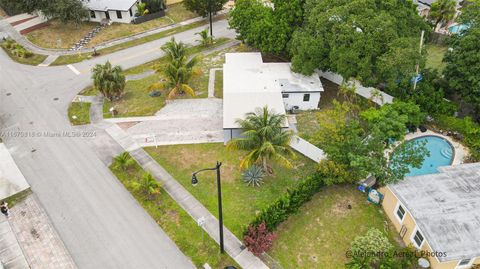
91,61 -> 126,101
227,106 -> 295,173
149,38 -> 198,99
429,0 -> 457,29
132,173 -> 161,197
229,0 -> 305,56
290,0 -> 429,87
350,228 -> 393,263
113,152 -> 135,171
53,0 -> 89,26
458,0 -> 480,25
182,0 -> 227,17
443,24 -> 480,117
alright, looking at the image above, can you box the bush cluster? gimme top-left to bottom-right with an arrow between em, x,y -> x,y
247,172 -> 327,233
1,39 -> 33,58
432,115 -> 480,161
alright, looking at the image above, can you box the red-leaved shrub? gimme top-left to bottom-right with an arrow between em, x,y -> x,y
243,222 -> 276,255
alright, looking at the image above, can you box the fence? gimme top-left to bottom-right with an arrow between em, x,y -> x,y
133,10 -> 166,24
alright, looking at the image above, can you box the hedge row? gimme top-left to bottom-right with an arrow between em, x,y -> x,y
248,173 -> 328,233
433,114 -> 480,161
0,0 -> 22,16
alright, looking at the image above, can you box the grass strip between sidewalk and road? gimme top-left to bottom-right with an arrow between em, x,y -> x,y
109,152 -> 238,269
67,102 -> 91,125
51,14 -> 227,66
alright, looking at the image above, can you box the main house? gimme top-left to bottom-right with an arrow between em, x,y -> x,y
380,162 -> 480,269
222,52 -> 324,142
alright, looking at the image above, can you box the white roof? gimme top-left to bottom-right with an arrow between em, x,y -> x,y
389,162 -> 480,262
82,0 -> 137,11
223,53 -> 323,129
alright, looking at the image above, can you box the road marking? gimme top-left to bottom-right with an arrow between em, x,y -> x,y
67,64 -> 81,75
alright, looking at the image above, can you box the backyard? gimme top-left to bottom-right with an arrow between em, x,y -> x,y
144,143 -> 318,238
109,153 -> 237,268
26,3 -> 197,50
426,44 -> 448,72
269,185 -> 401,268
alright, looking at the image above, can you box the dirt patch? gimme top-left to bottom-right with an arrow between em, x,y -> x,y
117,121 -> 140,130
166,209 -> 180,225
330,196 -> 354,217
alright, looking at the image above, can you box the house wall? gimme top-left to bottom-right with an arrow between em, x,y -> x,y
282,92 -> 321,110
88,2 -> 139,24
223,129 -> 243,144
379,187 -> 480,269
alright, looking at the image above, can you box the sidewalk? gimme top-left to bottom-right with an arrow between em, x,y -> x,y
104,124 -> 269,269
0,13 -> 224,57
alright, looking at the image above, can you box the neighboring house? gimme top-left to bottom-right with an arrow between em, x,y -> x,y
413,0 -> 465,18
82,0 -> 141,24
222,53 -> 324,142
379,162 -> 480,269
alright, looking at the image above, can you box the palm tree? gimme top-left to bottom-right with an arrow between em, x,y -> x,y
429,0 -> 457,30
227,106 -> 295,173
196,28 -> 212,47
113,152 -> 134,171
149,38 -> 198,99
91,61 -> 126,101
132,173 -> 161,197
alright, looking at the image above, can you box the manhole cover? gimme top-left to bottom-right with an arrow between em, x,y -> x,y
6,93 -> 11,96
53,97 -> 59,101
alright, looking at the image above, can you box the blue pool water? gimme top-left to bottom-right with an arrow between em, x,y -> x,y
401,136 -> 454,177
448,24 -> 469,34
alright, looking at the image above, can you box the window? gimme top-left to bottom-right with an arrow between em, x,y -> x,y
303,94 -> 310,102
129,8 -> 133,17
457,259 -> 472,268
412,230 -> 424,248
396,204 -> 406,222
282,93 -> 289,98
116,10 -> 123,19
90,11 -> 96,18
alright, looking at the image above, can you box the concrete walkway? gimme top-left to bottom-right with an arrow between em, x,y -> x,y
104,124 -> 268,269
0,215 -> 29,269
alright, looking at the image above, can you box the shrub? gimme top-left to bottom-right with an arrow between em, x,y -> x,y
244,222 -> 276,256
248,173 -> 327,232
433,115 -> 480,161
350,228 -> 393,263
242,165 -> 264,187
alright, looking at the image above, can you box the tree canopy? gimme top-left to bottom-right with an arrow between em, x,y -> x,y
183,0 -> 228,17
0,0 -> 88,24
229,0 -> 305,56
290,0 -> 429,87
443,24 -> 480,116
429,0 -> 457,29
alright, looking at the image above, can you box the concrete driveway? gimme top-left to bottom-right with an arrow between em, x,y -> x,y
107,99 -> 224,146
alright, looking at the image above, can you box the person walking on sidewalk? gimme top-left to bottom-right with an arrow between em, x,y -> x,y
1,201 -> 9,217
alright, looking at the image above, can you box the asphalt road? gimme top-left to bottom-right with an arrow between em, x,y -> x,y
0,19 -> 235,269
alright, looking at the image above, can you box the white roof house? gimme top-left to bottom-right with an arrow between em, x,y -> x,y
82,0 -> 138,11
223,53 -> 323,130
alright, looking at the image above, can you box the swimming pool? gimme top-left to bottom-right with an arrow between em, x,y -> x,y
399,136 -> 454,177
448,24 -> 469,34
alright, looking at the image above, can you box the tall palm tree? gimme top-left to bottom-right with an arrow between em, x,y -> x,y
429,0 -> 457,29
91,61 -> 125,101
149,38 -> 198,99
227,106 -> 295,173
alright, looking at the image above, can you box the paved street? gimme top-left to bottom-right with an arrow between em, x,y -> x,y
0,19 -> 235,269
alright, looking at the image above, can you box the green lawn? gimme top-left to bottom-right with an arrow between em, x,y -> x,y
51,14 -> 227,66
109,153 -> 237,268
426,44 -> 448,72
79,86 -> 98,96
214,70 -> 223,98
145,143 -> 318,238
166,3 -> 198,23
67,102 -> 91,125
269,185 -> 401,269
103,75 -> 165,118
0,44 -> 48,66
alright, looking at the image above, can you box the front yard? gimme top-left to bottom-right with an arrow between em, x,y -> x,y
145,143 -> 318,238
26,4 -> 196,50
269,185 -> 401,268
109,153 -> 237,268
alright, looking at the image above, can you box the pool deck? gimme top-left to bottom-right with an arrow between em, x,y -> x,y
405,130 -> 467,165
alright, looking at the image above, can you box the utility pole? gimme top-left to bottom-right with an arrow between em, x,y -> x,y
413,30 -> 425,92
208,0 -> 213,38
